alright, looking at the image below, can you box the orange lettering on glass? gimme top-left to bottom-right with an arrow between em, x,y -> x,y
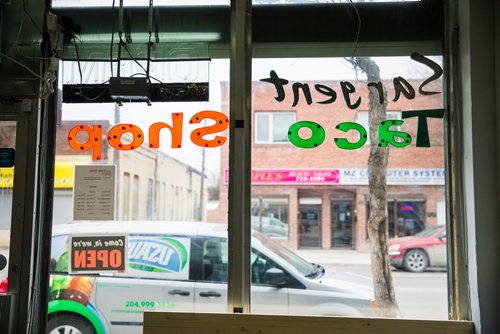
68,124 -> 103,160
108,124 -> 144,150
190,110 -> 229,148
67,111 -> 229,160
149,113 -> 183,149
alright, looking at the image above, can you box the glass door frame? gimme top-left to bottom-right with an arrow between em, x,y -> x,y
0,100 -> 41,334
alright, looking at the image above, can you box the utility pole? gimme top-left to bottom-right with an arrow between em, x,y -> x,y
199,145 -> 205,221
113,103 -> 120,220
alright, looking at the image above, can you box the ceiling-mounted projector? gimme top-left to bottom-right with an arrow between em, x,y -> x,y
108,77 -> 150,102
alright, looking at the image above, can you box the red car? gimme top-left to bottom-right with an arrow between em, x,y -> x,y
387,225 -> 446,272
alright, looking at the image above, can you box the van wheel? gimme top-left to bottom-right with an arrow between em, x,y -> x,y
403,249 -> 428,273
48,314 -> 96,334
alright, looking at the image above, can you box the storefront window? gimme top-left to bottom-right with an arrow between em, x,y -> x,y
251,198 -> 289,238
47,56 -> 230,333
388,199 -> 426,237
251,55 -> 447,319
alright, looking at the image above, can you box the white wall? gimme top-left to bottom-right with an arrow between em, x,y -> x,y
458,1 -> 500,333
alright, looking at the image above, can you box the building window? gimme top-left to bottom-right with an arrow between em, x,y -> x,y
122,173 -> 130,220
155,180 -> 160,220
132,175 -> 139,220
388,199 -> 426,237
255,112 -> 295,144
147,178 -> 153,220
251,198 -> 289,238
356,111 -> 401,144
161,182 -> 166,220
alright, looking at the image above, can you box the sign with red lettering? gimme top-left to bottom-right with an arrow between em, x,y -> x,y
69,235 -> 127,274
225,169 -> 340,185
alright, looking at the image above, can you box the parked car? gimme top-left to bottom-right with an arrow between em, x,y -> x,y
44,221 -> 376,334
387,225 -> 446,272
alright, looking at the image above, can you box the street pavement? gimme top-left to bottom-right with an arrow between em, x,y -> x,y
297,248 -> 448,320
297,248 -> 371,267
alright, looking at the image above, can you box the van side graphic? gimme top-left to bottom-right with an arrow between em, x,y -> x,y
128,238 -> 189,273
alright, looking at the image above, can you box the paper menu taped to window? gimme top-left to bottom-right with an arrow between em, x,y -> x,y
73,165 -> 116,221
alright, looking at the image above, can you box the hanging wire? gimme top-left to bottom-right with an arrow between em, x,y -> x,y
110,0 -> 116,76
73,36 -> 83,84
349,0 -> 361,59
123,44 -> 148,77
72,36 -> 111,101
117,0 -> 124,77
146,0 -> 154,83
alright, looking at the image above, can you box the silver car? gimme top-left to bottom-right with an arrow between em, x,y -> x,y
48,221 -> 376,334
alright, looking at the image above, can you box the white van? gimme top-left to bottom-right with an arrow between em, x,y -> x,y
48,221 -> 376,334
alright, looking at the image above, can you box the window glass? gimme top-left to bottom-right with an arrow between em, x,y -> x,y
255,112 -> 295,144
251,56 -> 447,320
132,175 -> 139,219
416,224 -> 443,237
147,179 -> 154,220
388,200 -> 425,237
255,113 -> 271,142
49,56 -> 230,333
122,173 -> 130,219
201,238 -> 228,283
273,113 -> 295,142
251,198 -> 289,238
253,232 -> 311,276
0,121 -> 16,291
49,236 -> 69,274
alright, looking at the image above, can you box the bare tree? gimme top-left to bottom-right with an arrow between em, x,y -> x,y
348,57 -> 399,317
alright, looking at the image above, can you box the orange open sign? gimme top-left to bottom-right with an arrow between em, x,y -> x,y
69,235 -> 127,274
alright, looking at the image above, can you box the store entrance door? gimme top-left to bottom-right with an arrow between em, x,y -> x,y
299,205 -> 321,248
0,105 -> 40,333
331,201 -> 354,248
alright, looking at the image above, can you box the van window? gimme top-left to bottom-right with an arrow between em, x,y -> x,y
50,235 -> 69,273
201,238 -> 228,283
251,250 -> 304,289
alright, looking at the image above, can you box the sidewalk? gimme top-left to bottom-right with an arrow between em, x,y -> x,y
296,249 -> 371,267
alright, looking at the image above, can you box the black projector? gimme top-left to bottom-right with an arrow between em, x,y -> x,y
109,77 -> 150,101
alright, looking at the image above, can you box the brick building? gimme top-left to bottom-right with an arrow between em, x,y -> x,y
208,78 -> 445,250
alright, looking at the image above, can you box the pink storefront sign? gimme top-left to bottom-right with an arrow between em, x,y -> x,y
224,169 -> 340,185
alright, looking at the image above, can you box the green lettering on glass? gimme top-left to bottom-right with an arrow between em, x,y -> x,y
402,108 -> 445,147
378,120 -> 412,148
334,122 -> 367,150
288,121 -> 326,149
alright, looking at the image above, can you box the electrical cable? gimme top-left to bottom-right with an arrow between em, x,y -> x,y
117,0 -> 124,77
72,37 -> 83,84
146,0 -> 154,82
122,43 -> 149,78
14,14 -> 51,61
0,51 -> 45,81
348,0 -> 361,59
110,0 -> 116,76
129,72 -> 163,84
72,37 -> 111,101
